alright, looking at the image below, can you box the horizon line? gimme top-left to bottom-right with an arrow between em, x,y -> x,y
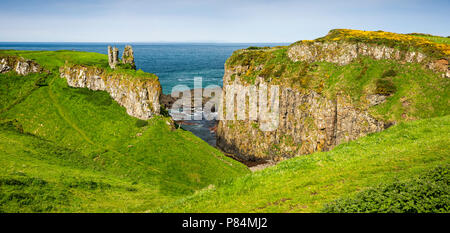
0,41 -> 294,44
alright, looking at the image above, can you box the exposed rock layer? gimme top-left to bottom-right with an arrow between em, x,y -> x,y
60,64 -> 161,119
288,41 -> 449,78
0,56 -> 42,75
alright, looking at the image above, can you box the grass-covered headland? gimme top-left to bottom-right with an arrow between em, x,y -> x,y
0,29 -> 449,213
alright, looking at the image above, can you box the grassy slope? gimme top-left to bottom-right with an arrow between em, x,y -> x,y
159,115 -> 449,212
0,50 -> 249,212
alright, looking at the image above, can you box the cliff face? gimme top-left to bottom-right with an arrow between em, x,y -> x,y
288,41 -> 449,78
217,70 -> 385,161
60,64 -> 161,119
0,56 -> 42,75
216,29 -> 450,162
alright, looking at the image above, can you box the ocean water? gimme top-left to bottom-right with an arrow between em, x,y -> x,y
0,42 -> 287,145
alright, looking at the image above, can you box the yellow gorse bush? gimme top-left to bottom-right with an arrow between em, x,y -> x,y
324,29 -> 450,57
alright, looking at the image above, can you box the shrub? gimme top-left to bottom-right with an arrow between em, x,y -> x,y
322,165 -> 450,213
375,78 -> 396,95
230,73 -> 236,81
319,29 -> 450,58
381,69 -> 397,78
135,119 -> 148,128
357,65 -> 368,79
273,64 -> 287,77
260,64 -> 275,78
115,63 -> 134,70
71,88 -> 113,106
35,75 -> 49,87
246,46 -> 270,50
160,106 -> 170,117
0,119 -> 24,133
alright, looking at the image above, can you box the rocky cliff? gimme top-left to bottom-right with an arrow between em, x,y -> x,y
217,70 -> 386,161
0,56 -> 42,75
217,29 -> 450,162
288,41 -> 449,78
60,64 -> 161,119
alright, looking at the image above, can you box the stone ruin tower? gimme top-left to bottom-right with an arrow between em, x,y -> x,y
122,45 -> 136,69
107,45 -> 136,70
107,46 -> 119,69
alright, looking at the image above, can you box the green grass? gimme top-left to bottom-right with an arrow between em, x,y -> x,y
0,50 -> 249,212
0,50 -> 108,71
0,72 -> 46,112
312,29 -> 450,58
319,57 -> 450,122
158,115 -> 450,212
409,34 -> 450,45
0,50 -> 157,82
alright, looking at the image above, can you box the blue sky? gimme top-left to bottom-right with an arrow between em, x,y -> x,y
0,0 -> 448,42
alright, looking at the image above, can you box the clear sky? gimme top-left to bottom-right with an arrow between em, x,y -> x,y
0,0 -> 448,43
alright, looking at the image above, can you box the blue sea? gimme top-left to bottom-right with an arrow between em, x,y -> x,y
0,42 -> 288,146
0,42 -> 287,94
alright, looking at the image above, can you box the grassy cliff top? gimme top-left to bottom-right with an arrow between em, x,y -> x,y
0,50 -> 107,70
299,29 -> 450,58
61,63 -> 159,84
0,50 -> 158,82
227,29 -> 449,68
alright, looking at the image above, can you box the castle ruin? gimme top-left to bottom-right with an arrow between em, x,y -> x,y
108,45 -> 136,70
122,45 -> 136,69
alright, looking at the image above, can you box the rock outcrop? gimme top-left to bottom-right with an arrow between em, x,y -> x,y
288,41 -> 449,78
60,64 -> 161,119
217,70 -> 385,162
0,56 -> 42,75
